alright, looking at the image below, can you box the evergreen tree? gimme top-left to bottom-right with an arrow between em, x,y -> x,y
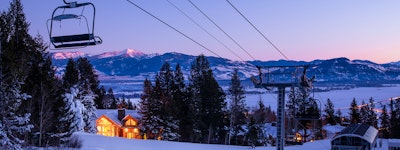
96,86 -> 106,109
172,63 -> 192,142
157,62 -> 179,140
349,98 -> 360,124
228,68 -> 247,145
390,98 -> 400,138
0,1 -> 35,148
246,116 -> 259,148
63,59 -> 79,89
324,99 -> 336,125
189,55 -> 226,143
380,105 -> 390,139
253,98 -> 266,124
76,58 -> 98,133
139,78 -> 164,139
359,100 -> 369,124
57,59 -> 84,145
57,86 -> 85,144
21,35 -> 62,146
367,98 -> 377,128
106,88 -> 117,109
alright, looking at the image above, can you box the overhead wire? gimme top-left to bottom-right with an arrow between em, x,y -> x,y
125,0 -> 223,58
226,0 -> 290,60
166,0 -> 245,62
187,0 -> 257,61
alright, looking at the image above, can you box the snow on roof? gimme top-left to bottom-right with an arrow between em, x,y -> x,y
96,109 -> 141,126
331,123 -> 378,144
323,124 -> 346,134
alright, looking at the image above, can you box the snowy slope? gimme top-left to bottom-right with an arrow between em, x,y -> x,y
76,132 -> 389,150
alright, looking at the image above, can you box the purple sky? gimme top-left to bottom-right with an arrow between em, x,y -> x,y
2,0 -> 400,63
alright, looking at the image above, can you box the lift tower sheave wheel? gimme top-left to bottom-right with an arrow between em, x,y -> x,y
47,1 -> 102,49
250,65 -> 313,150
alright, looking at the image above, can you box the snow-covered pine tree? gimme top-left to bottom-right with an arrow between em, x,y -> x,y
139,78 -> 164,140
228,68 -> 247,145
0,0 -> 35,148
57,59 -> 84,145
139,78 -> 152,139
76,57 -> 98,133
21,35 -> 62,146
324,99 -> 336,125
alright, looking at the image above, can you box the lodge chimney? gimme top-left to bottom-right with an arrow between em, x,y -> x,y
118,108 -> 125,121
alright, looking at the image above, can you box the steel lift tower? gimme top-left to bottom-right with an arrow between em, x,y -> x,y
251,65 -> 313,150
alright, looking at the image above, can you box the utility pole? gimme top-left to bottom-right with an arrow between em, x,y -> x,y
251,65 -> 312,150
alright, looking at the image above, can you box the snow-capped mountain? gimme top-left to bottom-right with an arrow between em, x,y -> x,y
51,49 -> 400,85
94,48 -> 145,59
51,51 -> 87,59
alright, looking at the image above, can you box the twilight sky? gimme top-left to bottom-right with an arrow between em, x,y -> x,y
1,0 -> 400,63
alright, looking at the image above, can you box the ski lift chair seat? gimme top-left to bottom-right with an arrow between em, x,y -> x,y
51,33 -> 101,48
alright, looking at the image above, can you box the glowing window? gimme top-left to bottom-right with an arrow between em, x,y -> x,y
125,119 -> 137,126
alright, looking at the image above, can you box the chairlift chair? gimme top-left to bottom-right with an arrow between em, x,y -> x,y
47,1 -> 102,49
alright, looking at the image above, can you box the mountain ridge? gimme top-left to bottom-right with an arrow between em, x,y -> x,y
51,49 -> 400,85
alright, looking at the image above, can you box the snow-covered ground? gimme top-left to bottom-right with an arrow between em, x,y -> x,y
77,132 -> 390,150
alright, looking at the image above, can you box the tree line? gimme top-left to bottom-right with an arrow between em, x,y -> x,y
323,97 -> 400,139
139,56 -> 277,145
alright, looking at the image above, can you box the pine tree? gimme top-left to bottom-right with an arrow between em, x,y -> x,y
228,68 -> 247,145
76,58 -> 98,133
57,59 -> 84,145
63,59 -> 79,89
96,86 -> 106,109
139,78 -> 164,139
246,116 -> 259,148
390,98 -> 400,138
367,98 -> 377,128
189,55 -> 226,143
0,1 -> 35,148
324,99 -> 336,125
157,62 -> 179,140
172,63 -> 192,142
253,98 -> 266,124
21,35 -> 62,146
359,100 -> 369,124
106,88 -> 117,109
380,105 -> 390,139
349,98 -> 360,124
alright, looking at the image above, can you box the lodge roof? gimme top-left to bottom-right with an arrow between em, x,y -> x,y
331,123 -> 378,144
96,109 -> 141,126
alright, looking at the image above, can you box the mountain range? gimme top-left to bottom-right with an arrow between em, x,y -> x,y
51,49 -> 400,86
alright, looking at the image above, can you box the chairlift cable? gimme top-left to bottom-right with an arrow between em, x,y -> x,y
166,0 -> 245,62
126,0 -> 223,58
226,0 -> 289,60
188,0 -> 257,61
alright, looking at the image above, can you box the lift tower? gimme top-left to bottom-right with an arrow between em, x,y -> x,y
251,65 -> 313,150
